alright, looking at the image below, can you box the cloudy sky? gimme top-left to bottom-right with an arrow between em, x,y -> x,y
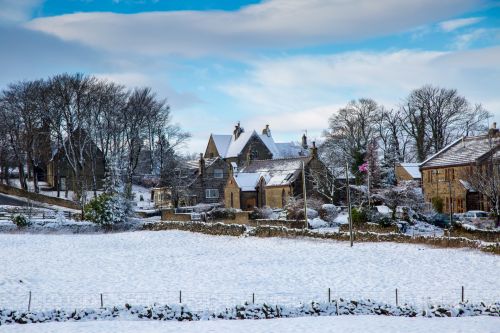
1,0 -> 499,153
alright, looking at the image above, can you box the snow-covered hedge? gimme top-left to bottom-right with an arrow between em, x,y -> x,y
1,300 -> 498,325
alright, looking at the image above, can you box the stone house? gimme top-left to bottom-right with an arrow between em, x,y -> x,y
153,155 -> 230,207
224,144 -> 328,210
395,163 -> 421,185
46,133 -> 106,192
205,123 -> 309,166
420,125 -> 500,214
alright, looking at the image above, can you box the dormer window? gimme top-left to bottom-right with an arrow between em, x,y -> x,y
214,169 -> 223,179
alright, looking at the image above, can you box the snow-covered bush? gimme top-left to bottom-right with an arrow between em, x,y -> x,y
84,193 -> 130,227
286,197 -> 324,220
319,204 -> 339,223
208,208 -> 237,220
11,214 -> 30,228
309,217 -> 328,229
55,210 -> 66,224
249,206 -> 274,220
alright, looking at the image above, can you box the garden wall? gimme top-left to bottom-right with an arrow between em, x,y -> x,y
0,184 -> 80,210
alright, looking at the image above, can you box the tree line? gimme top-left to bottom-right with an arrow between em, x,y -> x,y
0,73 -> 190,203
320,84 -> 491,186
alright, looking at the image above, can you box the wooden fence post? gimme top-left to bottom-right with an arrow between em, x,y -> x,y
336,299 -> 339,315
179,290 -> 182,303
28,291 -> 32,312
395,288 -> 398,306
100,293 -> 103,308
328,288 -> 331,303
461,286 -> 464,303
252,293 -> 255,304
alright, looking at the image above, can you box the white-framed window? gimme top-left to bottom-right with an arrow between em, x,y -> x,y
205,189 -> 219,199
213,169 -> 224,178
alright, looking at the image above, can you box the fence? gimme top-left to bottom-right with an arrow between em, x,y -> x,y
1,287 -> 498,312
0,209 -> 72,221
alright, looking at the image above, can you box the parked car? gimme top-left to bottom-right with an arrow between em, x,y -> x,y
462,210 -> 489,223
429,213 -> 451,228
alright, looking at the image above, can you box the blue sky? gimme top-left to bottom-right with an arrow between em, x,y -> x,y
1,0 -> 500,153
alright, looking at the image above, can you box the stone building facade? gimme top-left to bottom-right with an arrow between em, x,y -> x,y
420,126 -> 500,214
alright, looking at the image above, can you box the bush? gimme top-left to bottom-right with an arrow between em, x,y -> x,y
84,194 -> 129,227
351,207 -> 368,226
319,204 -> 339,223
285,197 -> 324,221
209,208 -> 236,220
11,214 -> 30,228
249,206 -> 274,220
431,197 -> 444,213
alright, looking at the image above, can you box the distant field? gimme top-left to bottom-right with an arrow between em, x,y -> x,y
0,231 -> 498,311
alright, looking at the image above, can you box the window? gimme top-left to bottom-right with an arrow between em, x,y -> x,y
213,169 -> 224,179
205,189 -> 219,199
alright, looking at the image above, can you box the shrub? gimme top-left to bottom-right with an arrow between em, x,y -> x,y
209,208 -> 236,220
351,207 -> 368,226
319,204 -> 339,223
84,193 -> 129,227
11,214 -> 30,228
249,206 -> 274,220
431,197 -> 444,213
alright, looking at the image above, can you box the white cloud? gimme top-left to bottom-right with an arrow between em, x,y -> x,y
25,0 -> 479,56
218,47 -> 500,139
0,0 -> 43,23
439,16 -> 483,32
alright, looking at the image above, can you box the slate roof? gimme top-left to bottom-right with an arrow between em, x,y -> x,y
421,135 -> 500,169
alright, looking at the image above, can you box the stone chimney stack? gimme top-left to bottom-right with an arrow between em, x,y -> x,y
301,133 -> 308,149
199,153 -> 205,176
233,121 -> 243,140
262,124 -> 271,137
489,122 -> 499,137
310,141 -> 318,159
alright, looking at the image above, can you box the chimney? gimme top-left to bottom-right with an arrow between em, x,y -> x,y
310,141 -> 318,158
199,153 -> 205,176
488,122 -> 499,137
301,133 -> 308,149
262,124 -> 271,137
233,121 -> 243,140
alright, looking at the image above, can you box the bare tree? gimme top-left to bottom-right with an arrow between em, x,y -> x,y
323,98 -> 381,174
465,153 -> 500,227
401,85 -> 490,162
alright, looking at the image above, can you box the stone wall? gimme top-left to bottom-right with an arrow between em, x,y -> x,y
340,222 -> 399,234
450,224 -> 500,242
161,209 -> 192,222
144,221 -> 246,236
0,183 -> 80,210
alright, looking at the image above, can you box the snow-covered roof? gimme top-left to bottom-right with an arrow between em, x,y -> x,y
421,135 -> 500,169
233,172 -> 269,191
239,157 -> 311,187
209,128 -> 308,159
459,179 -> 477,192
399,163 -> 421,179
275,142 -> 309,158
211,135 -> 232,157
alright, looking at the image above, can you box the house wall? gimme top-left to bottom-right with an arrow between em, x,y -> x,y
204,136 -> 220,159
233,135 -> 273,167
395,165 -> 415,183
264,186 -> 292,209
187,158 -> 230,205
224,175 -> 241,209
421,165 -> 489,213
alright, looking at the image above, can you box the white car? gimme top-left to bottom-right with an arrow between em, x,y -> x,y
462,210 -> 489,224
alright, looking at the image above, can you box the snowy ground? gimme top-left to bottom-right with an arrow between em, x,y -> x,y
0,231 -> 498,311
7,180 -> 155,211
0,316 -> 498,333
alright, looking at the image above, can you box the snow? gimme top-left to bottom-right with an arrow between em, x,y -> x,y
399,163 -> 421,179
0,231 -> 498,311
308,217 -> 328,229
1,316 -> 498,333
334,213 -> 349,224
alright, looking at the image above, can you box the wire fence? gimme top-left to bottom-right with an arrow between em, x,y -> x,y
1,287 -> 498,312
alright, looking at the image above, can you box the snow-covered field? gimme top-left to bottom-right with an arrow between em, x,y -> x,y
0,316 -> 498,333
0,231 -> 498,311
